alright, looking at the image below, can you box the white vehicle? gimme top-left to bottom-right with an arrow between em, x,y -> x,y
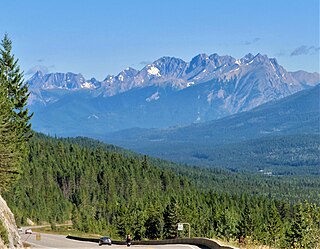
17,227 -> 23,233
25,228 -> 32,234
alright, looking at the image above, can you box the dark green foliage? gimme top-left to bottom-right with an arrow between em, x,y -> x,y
0,85 -> 19,190
0,219 -> 9,246
4,134 -> 320,248
163,197 -> 179,239
0,34 -> 32,192
144,204 -> 162,239
237,203 -> 255,239
266,203 -> 283,247
0,34 -> 32,142
116,134 -> 320,175
5,134 -> 190,234
286,202 -> 318,249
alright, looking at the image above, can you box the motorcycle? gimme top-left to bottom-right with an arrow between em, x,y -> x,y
126,234 -> 132,247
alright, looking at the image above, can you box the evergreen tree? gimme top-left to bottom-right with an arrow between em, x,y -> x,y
0,85 -> 19,191
3,132 -> 320,246
309,203 -> 320,249
115,205 -> 129,238
131,208 -> 145,241
267,203 -> 282,247
0,34 -> 32,141
145,204 -> 162,239
287,202 -> 312,248
0,34 -> 32,191
163,197 -> 179,239
237,203 -> 254,243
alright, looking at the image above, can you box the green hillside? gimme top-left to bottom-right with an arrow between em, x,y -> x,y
104,85 -> 320,174
137,134 -> 320,175
4,134 -> 320,248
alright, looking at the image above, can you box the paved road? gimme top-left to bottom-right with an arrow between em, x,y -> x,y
21,233 -> 203,249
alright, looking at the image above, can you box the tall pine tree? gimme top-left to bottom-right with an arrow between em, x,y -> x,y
0,34 -> 32,140
144,204 -> 162,239
0,34 -> 32,191
0,84 -> 19,191
163,197 -> 179,239
287,202 -> 312,248
267,203 -> 283,248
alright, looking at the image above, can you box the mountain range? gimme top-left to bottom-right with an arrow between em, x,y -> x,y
105,84 -> 319,147
27,53 -> 319,137
103,85 -> 320,173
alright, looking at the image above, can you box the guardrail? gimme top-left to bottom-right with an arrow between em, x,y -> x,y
66,235 -> 238,249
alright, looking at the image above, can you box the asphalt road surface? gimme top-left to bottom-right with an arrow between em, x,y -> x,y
21,233 -> 203,249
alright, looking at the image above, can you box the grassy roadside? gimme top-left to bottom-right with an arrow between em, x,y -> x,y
31,225 -> 102,239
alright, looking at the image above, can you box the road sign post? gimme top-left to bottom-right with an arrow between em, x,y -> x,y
177,223 -> 190,238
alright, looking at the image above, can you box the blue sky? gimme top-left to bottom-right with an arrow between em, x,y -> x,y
1,0 -> 319,80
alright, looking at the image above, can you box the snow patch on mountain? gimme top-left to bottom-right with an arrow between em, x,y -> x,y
187,81 -> 195,87
147,66 -> 161,77
81,82 -> 95,89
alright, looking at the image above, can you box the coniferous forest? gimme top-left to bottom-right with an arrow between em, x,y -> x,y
4,133 -> 320,248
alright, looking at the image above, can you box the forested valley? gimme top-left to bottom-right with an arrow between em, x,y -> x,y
4,133 -> 320,248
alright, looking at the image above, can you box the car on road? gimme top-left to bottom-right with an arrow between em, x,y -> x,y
17,227 -> 23,233
25,228 -> 32,234
99,236 -> 112,246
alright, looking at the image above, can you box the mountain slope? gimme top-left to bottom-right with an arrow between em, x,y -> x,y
27,53 -> 319,136
103,85 -> 320,172
105,84 -> 319,143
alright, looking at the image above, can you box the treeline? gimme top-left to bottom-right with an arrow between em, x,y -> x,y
147,134 -> 320,175
5,134 -> 320,248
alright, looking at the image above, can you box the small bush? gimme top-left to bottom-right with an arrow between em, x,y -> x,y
0,219 -> 9,246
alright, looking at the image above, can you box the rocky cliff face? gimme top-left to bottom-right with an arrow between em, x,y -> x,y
26,53 -> 319,136
0,195 -> 23,249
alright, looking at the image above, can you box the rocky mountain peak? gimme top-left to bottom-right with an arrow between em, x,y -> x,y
253,53 -> 269,63
190,53 -> 210,65
123,67 -> 138,75
27,52 -> 320,101
241,53 -> 255,63
151,56 -> 187,77
185,53 -> 210,74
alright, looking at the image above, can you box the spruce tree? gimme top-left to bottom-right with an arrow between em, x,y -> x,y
287,202 -> 312,249
237,203 -> 254,243
267,203 -> 282,247
0,85 -> 19,191
145,204 -> 162,239
0,34 -> 32,191
0,34 -> 32,141
163,197 -> 179,239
